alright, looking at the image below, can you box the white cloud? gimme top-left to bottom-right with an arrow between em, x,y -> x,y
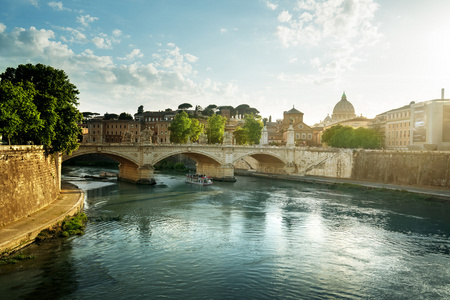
278,11 -> 292,23
91,31 -> 122,49
112,29 -> 122,37
184,53 -> 198,63
56,26 -> 87,44
77,14 -> 99,27
276,0 -> 382,83
266,2 -> 278,10
29,0 -> 38,7
92,36 -> 111,49
48,1 -> 71,11
0,25 -> 249,116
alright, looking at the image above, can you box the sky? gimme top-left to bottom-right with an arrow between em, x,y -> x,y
1,0 -> 450,125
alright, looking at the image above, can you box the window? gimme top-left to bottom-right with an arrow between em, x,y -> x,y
296,133 -> 300,139
302,133 -> 306,139
308,133 -> 312,140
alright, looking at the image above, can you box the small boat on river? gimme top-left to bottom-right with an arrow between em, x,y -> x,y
185,174 -> 213,186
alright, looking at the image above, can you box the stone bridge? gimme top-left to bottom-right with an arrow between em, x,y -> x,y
63,143 -> 353,184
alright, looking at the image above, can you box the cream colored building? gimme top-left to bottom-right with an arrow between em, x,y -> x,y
372,90 -> 450,150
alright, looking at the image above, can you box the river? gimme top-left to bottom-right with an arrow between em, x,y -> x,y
1,165 -> 449,299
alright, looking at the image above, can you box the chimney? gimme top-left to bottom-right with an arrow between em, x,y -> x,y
442,88 -> 445,99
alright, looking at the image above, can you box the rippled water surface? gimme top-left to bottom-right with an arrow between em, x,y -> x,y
1,166 -> 449,299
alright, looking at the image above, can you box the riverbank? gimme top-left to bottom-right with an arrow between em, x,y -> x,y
235,170 -> 450,201
0,182 -> 84,256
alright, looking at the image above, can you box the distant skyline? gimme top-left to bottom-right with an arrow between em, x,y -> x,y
1,0 -> 450,125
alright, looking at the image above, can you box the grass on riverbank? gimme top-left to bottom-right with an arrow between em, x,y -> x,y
0,253 -> 35,265
36,212 -> 88,242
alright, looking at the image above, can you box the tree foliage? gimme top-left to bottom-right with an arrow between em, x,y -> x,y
0,63 -> 83,154
207,114 -> 227,144
118,112 -> 133,120
243,113 -> 263,145
189,118 -> 204,142
168,111 -> 192,143
233,126 -> 247,145
233,113 -> 263,145
178,103 -> 192,110
0,81 -> 42,145
103,113 -> 119,120
137,105 -> 144,114
322,125 -> 382,149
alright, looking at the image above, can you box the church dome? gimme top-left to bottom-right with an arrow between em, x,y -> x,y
333,92 -> 355,114
332,92 -> 356,122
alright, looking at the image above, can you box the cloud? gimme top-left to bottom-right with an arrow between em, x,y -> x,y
266,2 -> 278,10
278,11 -> 292,23
276,0 -> 382,83
77,14 -> 99,27
0,25 -> 248,114
117,49 -> 143,61
56,26 -> 88,44
48,1 -> 71,11
112,29 -> 122,37
184,53 -> 198,63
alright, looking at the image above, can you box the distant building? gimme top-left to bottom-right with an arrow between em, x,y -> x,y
372,89 -> 450,150
135,110 -> 175,144
315,92 -> 370,145
83,117 -> 142,143
265,106 -> 316,146
331,92 -> 357,122
372,103 -> 412,149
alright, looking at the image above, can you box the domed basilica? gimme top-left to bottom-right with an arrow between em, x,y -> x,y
316,92 -> 367,128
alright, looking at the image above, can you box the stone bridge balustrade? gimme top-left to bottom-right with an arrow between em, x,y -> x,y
63,143 -> 352,184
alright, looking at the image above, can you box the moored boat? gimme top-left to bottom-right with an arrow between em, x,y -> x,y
185,174 -> 213,186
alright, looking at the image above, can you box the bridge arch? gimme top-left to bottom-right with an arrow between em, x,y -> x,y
63,148 -> 154,184
233,150 -> 292,174
152,149 -> 222,166
151,148 -> 235,180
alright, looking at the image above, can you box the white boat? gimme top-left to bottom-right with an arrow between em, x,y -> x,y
185,174 -> 213,186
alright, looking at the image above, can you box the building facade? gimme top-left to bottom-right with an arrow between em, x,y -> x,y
372,92 -> 450,150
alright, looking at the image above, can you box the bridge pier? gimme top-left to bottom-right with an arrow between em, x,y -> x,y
197,162 -> 236,182
119,162 -> 156,185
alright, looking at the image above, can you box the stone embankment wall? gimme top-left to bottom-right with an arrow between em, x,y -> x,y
296,148 -> 353,178
236,148 -> 449,189
0,146 -> 61,227
351,150 -> 450,188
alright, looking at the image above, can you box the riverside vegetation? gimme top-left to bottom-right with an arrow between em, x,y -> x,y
0,213 -> 87,264
36,212 -> 88,242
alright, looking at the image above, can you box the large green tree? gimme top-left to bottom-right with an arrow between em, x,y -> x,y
168,111 -> 192,143
322,125 -> 382,149
233,126 -> 247,145
233,113 -> 263,145
118,112 -> 133,120
0,63 -> 83,154
189,118 -> 204,142
243,113 -> 263,145
0,81 -> 42,145
207,114 -> 227,144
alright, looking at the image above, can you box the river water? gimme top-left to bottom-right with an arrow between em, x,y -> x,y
1,165 -> 449,299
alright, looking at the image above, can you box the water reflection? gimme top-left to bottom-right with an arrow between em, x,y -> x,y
1,168 -> 449,299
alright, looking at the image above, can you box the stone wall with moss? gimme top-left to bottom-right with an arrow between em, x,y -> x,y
0,146 -> 61,227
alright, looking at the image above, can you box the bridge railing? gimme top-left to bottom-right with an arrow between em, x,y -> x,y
78,142 -> 293,149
